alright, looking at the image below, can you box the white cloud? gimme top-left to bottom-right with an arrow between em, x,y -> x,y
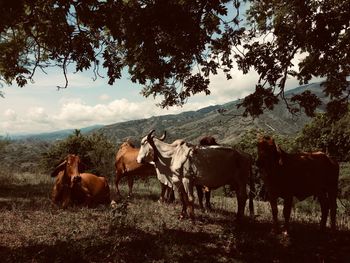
4,109 -> 17,121
209,69 -> 259,103
27,107 -> 50,123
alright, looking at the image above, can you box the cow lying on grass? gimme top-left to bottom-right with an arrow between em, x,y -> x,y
137,130 -> 254,221
51,154 -> 111,208
257,135 -> 339,232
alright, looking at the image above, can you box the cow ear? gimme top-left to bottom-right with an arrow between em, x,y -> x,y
159,131 -> 166,141
51,160 -> 67,177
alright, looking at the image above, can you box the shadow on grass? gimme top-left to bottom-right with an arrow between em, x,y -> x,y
1,221 -> 349,263
0,183 -> 52,210
0,227 -> 226,263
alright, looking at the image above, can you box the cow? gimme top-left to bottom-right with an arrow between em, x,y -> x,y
137,130 -> 254,221
51,154 -> 111,208
115,138 -> 175,203
195,136 -> 220,210
256,135 -> 339,233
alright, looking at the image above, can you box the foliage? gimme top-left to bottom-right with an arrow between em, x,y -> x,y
109,199 -> 129,234
1,1 -> 349,119
234,128 -> 298,158
238,0 -> 350,119
295,111 -> 350,161
42,130 -> 116,178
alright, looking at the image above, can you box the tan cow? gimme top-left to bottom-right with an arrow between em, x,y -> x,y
115,138 -> 174,202
51,154 -> 110,208
257,135 -> 339,232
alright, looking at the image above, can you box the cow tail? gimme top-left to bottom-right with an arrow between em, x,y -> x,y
248,162 -> 255,218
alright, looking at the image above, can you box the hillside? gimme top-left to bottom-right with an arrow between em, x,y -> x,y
9,83 -> 327,145
3,82 -> 327,170
98,83 -> 326,145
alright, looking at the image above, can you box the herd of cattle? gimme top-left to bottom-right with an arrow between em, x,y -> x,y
51,130 -> 339,232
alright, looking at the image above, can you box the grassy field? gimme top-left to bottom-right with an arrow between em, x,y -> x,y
1,172 -> 350,263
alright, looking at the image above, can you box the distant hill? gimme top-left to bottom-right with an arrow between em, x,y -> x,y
10,83 -> 326,145
10,125 -> 104,141
97,82 -> 327,145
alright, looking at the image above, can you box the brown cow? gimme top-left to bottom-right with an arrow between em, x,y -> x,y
115,139 -> 174,202
51,154 -> 111,208
257,136 -> 339,232
196,136 -> 220,210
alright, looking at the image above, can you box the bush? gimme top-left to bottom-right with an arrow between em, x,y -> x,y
42,130 -> 117,179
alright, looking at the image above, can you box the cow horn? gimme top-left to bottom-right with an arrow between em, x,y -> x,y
147,129 -> 156,142
159,131 -> 166,141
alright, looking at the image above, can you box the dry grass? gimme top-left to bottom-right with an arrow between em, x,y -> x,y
1,172 -> 350,262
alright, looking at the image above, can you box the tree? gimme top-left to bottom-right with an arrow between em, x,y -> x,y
295,111 -> 350,161
42,131 -> 116,178
1,1 -> 349,119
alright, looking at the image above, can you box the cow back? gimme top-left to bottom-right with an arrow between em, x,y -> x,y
79,173 -> 111,204
115,142 -> 156,176
181,146 -> 248,189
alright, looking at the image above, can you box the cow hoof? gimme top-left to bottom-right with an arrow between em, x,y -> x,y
178,213 -> 187,220
110,200 -> 117,208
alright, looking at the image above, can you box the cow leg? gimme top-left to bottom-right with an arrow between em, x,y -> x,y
319,193 -> 329,231
236,185 -> 247,222
183,177 -> 195,221
172,178 -> 188,219
329,192 -> 337,231
195,185 -> 204,210
165,186 -> 175,203
127,176 -> 134,198
283,196 -> 293,234
115,171 -> 121,196
159,183 -> 167,203
269,196 -> 279,231
205,190 -> 212,210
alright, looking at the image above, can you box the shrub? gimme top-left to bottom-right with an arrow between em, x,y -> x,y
41,130 -> 116,179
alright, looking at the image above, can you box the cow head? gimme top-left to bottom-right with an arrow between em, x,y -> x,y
51,154 -> 81,178
256,136 -> 284,171
51,154 -> 83,208
137,130 -> 166,164
199,136 -> 218,146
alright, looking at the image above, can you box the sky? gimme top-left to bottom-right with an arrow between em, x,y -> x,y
0,62 -> 304,136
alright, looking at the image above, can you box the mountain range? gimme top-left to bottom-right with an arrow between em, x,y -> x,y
13,83 -> 327,145
96,82 -> 326,145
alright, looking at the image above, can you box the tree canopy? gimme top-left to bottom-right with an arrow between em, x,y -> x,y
1,0 -> 349,119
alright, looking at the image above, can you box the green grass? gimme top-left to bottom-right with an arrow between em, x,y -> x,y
1,172 -> 350,262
